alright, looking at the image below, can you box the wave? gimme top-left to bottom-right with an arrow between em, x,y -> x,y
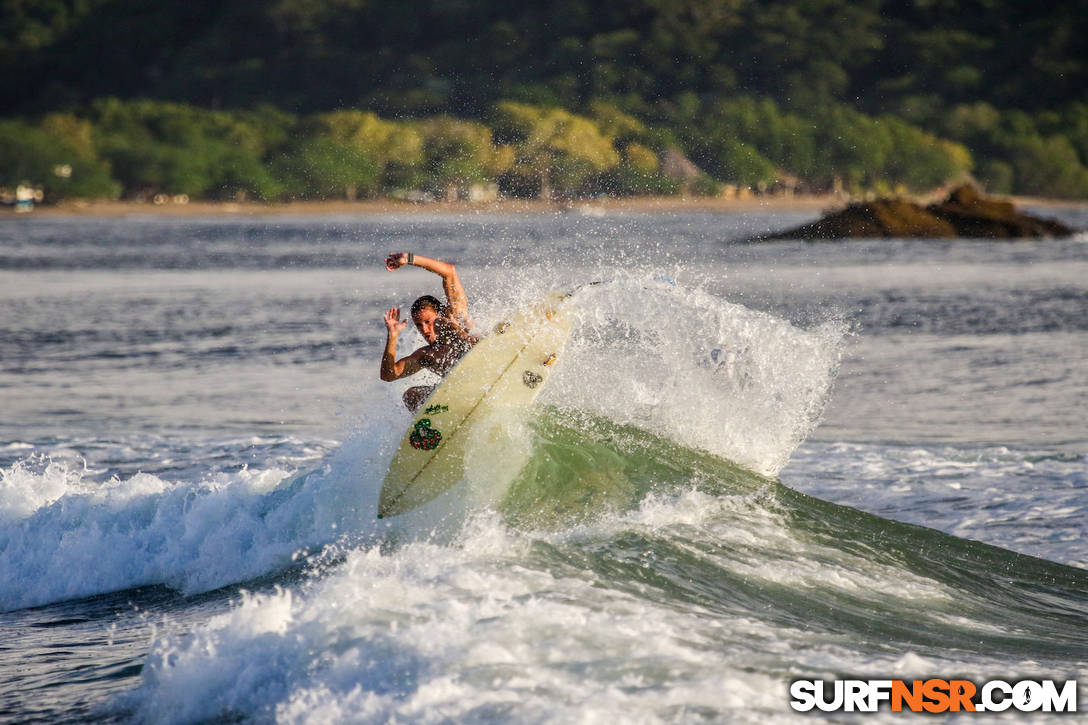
0,424 -> 392,611
113,415 -> 1088,723
1,277 -> 844,610
6,392 -> 1087,721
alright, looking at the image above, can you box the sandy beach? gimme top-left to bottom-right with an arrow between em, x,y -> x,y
2,195 -> 835,219
4,192 -> 1084,220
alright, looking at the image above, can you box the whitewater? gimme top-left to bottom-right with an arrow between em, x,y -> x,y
1,208 -> 1087,723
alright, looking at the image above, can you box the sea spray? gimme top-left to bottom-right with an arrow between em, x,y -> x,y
544,275 -> 846,476
0,455 -> 87,524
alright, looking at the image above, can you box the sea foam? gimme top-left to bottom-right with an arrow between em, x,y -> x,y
117,488 -> 988,725
0,420 -> 400,611
119,511 -> 794,724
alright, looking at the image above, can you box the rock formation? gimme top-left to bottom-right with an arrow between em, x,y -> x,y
765,185 -> 1074,240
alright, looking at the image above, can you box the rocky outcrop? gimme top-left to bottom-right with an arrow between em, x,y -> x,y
765,185 -> 1075,240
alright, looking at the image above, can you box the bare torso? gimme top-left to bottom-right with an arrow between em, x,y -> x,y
417,333 -> 477,377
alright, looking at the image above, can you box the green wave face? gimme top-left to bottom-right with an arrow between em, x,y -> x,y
499,408 -> 1088,669
500,407 -> 772,527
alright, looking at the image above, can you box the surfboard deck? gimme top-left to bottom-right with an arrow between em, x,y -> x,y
378,292 -> 574,518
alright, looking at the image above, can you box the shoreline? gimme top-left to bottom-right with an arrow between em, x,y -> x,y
3,193 -> 1085,220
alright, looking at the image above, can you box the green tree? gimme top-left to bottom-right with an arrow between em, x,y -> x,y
1006,135 -> 1088,198
89,98 -> 282,199
695,136 -> 778,188
492,101 -> 620,198
272,136 -> 379,200
309,110 -> 424,190
413,117 -> 513,198
1059,103 -> 1088,166
0,119 -> 118,200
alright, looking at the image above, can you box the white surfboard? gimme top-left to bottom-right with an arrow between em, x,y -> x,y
378,292 -> 574,518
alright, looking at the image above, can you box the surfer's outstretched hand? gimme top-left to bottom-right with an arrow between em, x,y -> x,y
384,307 -> 407,334
385,252 -> 409,271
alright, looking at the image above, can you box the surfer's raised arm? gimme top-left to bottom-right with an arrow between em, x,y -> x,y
384,252 -> 469,324
379,307 -> 424,381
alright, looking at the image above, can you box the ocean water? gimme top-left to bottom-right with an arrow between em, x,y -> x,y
1,206 -> 1086,723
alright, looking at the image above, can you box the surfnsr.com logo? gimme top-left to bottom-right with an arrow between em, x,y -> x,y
790,679 -> 1077,713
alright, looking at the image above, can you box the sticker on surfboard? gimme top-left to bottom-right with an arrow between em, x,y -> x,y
409,418 -> 442,450
407,404 -> 449,450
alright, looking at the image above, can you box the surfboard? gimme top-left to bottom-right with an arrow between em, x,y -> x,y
378,292 -> 574,518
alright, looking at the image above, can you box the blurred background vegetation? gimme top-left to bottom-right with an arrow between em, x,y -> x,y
1,0 -> 1085,202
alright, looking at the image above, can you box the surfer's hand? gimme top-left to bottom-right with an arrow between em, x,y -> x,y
385,253 -> 409,271
384,307 -> 407,334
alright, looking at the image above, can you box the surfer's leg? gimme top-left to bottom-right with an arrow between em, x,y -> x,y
403,385 -> 435,412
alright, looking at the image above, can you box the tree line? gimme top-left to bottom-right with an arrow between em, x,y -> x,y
2,97 -> 996,202
2,0 -> 1086,200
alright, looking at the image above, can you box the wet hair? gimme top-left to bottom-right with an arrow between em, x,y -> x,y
410,295 -> 444,318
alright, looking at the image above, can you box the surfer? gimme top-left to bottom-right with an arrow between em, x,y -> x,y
380,252 -> 479,410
